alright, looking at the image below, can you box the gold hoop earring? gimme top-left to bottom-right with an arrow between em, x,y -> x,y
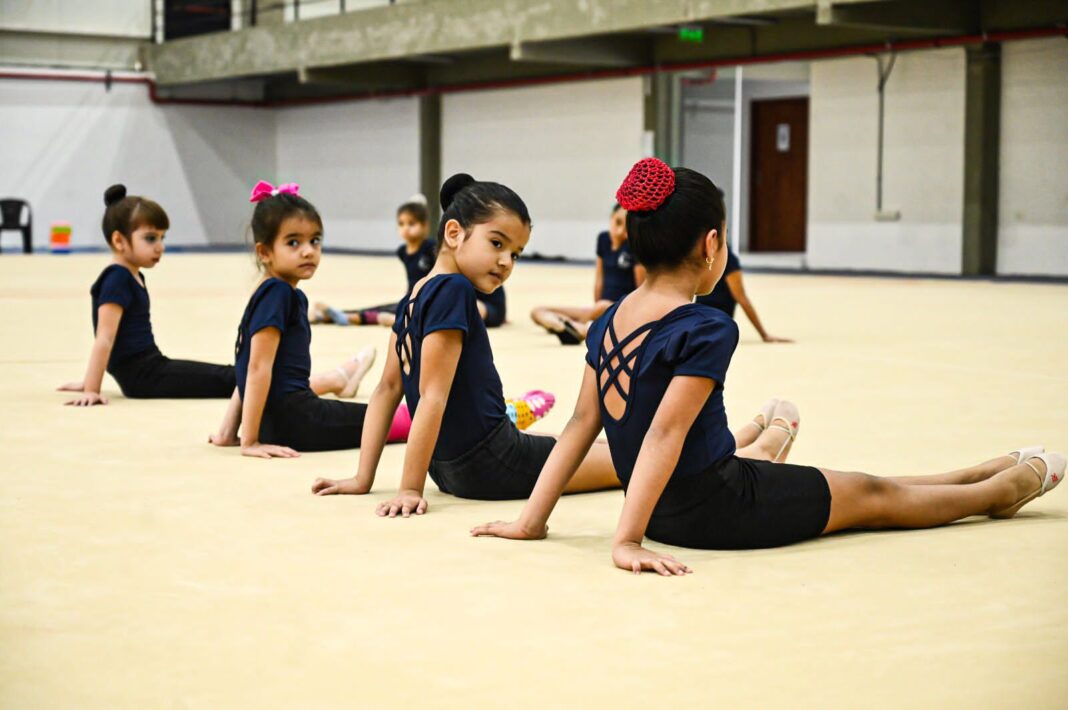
705,257 -> 714,271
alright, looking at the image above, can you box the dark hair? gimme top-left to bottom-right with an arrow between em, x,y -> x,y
397,200 -> 429,224
437,173 -> 531,242
611,203 -> 623,214
101,184 -> 169,247
250,192 -> 323,251
625,167 -> 725,271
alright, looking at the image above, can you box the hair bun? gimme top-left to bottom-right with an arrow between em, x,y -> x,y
440,173 -> 476,211
104,184 -> 127,207
616,158 -> 676,212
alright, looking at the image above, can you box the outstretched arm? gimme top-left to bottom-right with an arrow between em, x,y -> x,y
472,365 -> 603,540
725,271 -> 791,343
611,375 -> 715,576
593,258 -> 605,302
313,333 -> 405,495
240,328 -> 299,459
210,388 -> 242,446
376,328 -> 463,517
61,303 -> 122,406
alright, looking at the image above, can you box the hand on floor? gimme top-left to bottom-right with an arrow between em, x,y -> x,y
56,381 -> 85,392
311,477 -> 369,496
376,490 -> 427,518
612,541 -> 691,577
64,392 -> 108,407
241,442 -> 300,459
470,519 -> 547,540
208,432 -> 240,447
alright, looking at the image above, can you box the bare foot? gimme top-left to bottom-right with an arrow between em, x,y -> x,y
310,302 -> 330,324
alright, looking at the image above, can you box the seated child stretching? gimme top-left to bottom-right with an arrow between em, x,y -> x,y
210,182 -> 407,458
58,185 -> 361,406
694,245 -> 791,343
473,159 -> 1062,575
311,174 -> 624,511
312,196 -> 508,329
530,203 -> 646,344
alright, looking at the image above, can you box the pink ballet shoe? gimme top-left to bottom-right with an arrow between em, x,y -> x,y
521,390 -> 556,419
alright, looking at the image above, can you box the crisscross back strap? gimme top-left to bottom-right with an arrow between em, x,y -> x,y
597,317 -> 656,421
395,299 -> 417,376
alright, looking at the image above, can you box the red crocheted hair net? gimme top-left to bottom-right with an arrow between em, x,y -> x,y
615,158 -> 676,212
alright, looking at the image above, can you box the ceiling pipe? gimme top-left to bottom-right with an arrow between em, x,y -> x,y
1,26 -> 1064,108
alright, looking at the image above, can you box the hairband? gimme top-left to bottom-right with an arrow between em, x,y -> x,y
249,180 -> 300,203
615,158 -> 675,212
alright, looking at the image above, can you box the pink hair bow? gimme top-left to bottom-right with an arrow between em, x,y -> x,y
249,180 -> 300,203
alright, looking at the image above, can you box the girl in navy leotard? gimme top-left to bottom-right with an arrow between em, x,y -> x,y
473,159 -> 1063,574
59,185 -> 237,406
311,196 -> 508,329
310,173 -> 624,513
693,247 -> 792,343
530,203 -> 646,344
209,182 -> 408,457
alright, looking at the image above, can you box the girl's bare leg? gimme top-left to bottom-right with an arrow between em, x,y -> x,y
563,440 -> 621,493
310,350 -> 375,396
530,305 -> 598,332
820,461 -> 1047,534
734,425 -> 760,450
737,425 -> 790,462
884,453 -> 1025,486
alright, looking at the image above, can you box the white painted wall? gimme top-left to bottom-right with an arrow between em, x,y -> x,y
998,37 -> 1068,277
681,66 -> 810,254
807,48 -> 966,274
442,77 -> 644,260
0,75 -> 274,250
681,74 -> 736,232
0,0 -> 151,37
274,97 -> 419,252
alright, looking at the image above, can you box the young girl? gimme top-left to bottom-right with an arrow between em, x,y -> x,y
694,246 -> 791,343
210,181 -> 407,457
58,185 -> 237,406
312,197 -> 436,327
310,173 -> 623,510
313,196 -> 508,329
530,204 -> 646,344
472,159 -> 1062,575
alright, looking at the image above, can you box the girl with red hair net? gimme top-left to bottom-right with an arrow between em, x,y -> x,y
473,158 -> 1062,575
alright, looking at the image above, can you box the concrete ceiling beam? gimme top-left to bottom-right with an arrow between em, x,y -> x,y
509,37 -> 649,68
145,0 -> 812,85
817,0 -> 978,35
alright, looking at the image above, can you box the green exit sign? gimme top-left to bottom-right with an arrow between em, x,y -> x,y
678,26 -> 703,43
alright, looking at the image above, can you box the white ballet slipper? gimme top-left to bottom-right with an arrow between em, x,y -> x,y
991,452 -> 1065,519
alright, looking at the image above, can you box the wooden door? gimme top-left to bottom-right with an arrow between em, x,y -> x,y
749,97 -> 809,252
